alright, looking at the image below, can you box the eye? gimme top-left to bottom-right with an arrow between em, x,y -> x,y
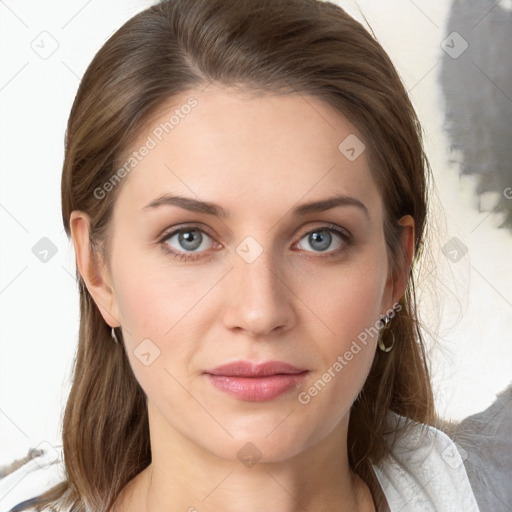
294,224 -> 351,255
159,226 -> 217,261
158,223 -> 352,262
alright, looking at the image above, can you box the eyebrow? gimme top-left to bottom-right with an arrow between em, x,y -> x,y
142,193 -> 369,219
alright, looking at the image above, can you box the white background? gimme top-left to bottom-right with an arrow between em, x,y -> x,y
1,0 -> 511,467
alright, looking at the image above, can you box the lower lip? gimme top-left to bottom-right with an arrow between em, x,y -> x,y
206,373 -> 308,401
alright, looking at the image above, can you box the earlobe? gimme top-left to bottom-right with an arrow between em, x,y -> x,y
69,211 -> 121,328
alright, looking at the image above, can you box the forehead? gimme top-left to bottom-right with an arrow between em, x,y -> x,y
114,86 -> 382,223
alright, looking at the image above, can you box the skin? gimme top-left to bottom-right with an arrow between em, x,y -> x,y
70,85 -> 414,512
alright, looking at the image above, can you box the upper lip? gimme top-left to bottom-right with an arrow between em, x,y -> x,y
204,360 -> 308,377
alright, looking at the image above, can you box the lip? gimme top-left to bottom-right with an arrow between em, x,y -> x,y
203,361 -> 309,402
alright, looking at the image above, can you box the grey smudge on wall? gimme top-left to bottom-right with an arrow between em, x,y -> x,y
440,0 -> 512,231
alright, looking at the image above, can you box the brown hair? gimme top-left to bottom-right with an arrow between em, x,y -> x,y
16,0 -> 436,510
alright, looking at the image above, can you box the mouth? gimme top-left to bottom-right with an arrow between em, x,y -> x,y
203,361 -> 309,402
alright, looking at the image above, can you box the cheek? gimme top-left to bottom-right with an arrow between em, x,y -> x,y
295,247 -> 387,403
111,242 -> 222,336
300,251 -> 388,344
296,259 -> 386,430
112,259 -> 205,408
111,248 -> 229,398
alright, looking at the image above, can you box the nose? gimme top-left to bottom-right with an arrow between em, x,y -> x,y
221,247 -> 296,337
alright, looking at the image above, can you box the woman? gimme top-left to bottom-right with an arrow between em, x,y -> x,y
3,0 -> 481,510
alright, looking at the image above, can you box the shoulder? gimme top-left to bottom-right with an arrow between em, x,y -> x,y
0,444 -> 67,512
372,410 -> 481,512
438,384 -> 512,511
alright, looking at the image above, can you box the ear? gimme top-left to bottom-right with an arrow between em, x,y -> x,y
69,210 -> 121,328
385,214 -> 415,308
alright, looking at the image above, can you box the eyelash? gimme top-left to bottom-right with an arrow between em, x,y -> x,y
158,223 -> 352,262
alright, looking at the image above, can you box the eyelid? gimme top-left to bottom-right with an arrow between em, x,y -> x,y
158,223 -> 219,251
304,223 -> 351,240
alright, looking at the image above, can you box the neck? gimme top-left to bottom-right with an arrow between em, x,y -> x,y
132,406 -> 375,512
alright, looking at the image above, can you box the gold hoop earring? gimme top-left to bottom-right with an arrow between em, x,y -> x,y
378,315 -> 395,353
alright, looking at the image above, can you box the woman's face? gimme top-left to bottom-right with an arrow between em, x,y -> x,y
82,86 -> 410,463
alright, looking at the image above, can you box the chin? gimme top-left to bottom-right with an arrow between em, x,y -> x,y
207,436 -> 308,466
204,415 -> 317,464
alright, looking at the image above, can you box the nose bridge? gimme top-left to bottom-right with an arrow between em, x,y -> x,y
223,237 -> 294,336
